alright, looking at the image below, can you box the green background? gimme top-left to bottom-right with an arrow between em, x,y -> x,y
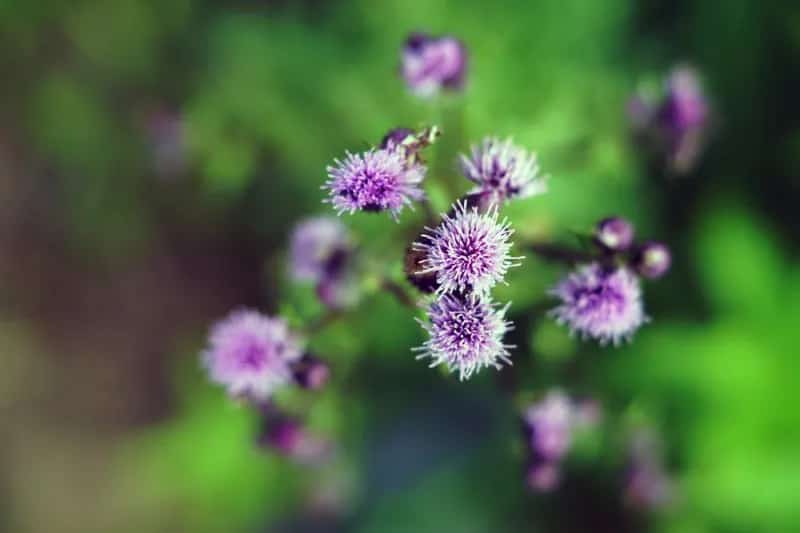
1,1 -> 798,532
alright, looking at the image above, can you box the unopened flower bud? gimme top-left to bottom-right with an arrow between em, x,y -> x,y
595,217 -> 635,252
291,354 -> 330,390
633,241 -> 671,279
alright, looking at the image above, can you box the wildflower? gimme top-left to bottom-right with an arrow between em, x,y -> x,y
413,201 -> 522,296
523,391 -> 574,461
459,137 -> 546,206
401,32 -> 467,97
633,241 -> 671,279
595,216 -> 635,252
289,217 -> 352,283
202,310 -> 303,401
550,263 -> 647,345
414,293 -> 513,381
324,148 -> 425,220
629,66 -> 709,173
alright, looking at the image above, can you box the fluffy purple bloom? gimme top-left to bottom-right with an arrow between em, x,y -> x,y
401,33 -> 467,97
289,217 -> 351,283
459,137 -> 547,206
413,201 -> 522,296
203,310 -> 303,400
550,263 -> 647,345
595,217 -> 635,252
633,241 -> 671,279
414,293 -> 514,381
324,148 -> 425,220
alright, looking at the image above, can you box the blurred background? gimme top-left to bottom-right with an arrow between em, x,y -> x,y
1,1 -> 799,532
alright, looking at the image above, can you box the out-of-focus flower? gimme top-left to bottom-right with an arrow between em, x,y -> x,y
624,429 -> 674,510
413,201 -> 521,296
401,32 -> 467,97
202,310 -> 303,401
289,217 -> 352,283
291,354 -> 331,390
324,148 -> 426,220
633,241 -> 672,279
550,263 -> 647,345
259,417 -> 331,465
523,391 -> 574,461
595,217 -> 635,252
521,391 -> 602,492
459,137 -> 546,206
628,65 -> 710,173
414,293 -> 513,381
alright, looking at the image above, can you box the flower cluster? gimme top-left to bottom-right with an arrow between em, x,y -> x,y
522,391 -> 601,491
548,216 -> 671,345
628,65 -> 710,173
401,32 -> 467,97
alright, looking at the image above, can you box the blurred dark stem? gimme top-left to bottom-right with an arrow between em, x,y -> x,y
527,243 -> 595,265
304,309 -> 343,335
418,197 -> 438,227
380,278 -> 417,309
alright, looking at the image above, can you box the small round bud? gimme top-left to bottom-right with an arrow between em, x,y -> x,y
291,354 -> 330,390
258,417 -> 331,464
380,127 -> 415,150
595,217 -> 635,252
404,245 -> 439,294
634,241 -> 671,279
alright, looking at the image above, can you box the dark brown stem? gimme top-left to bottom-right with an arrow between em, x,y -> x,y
381,278 -> 417,309
528,243 -> 595,265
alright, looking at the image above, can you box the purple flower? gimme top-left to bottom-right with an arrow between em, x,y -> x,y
658,66 -> 709,172
202,310 -> 303,400
550,263 -> 647,345
633,241 -> 671,279
401,33 -> 467,97
414,293 -> 514,381
523,391 -> 574,461
459,137 -> 547,206
595,217 -> 635,252
413,201 -> 522,296
289,217 -> 352,283
624,430 -> 674,509
324,148 -> 426,220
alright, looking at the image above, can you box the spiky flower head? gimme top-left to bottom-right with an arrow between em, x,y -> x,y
550,263 -> 647,345
414,293 -> 513,381
413,201 -> 522,296
401,33 -> 467,97
289,217 -> 351,283
203,310 -> 303,401
459,137 -> 546,206
324,148 -> 425,220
